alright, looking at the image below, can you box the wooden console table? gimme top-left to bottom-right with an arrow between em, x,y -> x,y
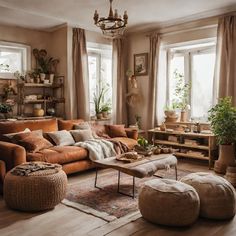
148,129 -> 217,169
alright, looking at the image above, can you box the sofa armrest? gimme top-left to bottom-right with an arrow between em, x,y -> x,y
125,128 -> 138,140
0,141 -> 26,172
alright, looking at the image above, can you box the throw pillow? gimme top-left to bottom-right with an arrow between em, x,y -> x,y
105,124 -> 127,138
70,129 -> 94,142
3,128 -> 31,142
47,130 -> 75,146
13,132 -> 53,153
73,122 -> 91,130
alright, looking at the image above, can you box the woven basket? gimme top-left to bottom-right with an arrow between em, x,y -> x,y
4,164 -> 67,212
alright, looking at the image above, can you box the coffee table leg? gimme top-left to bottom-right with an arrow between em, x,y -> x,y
175,165 -> 178,180
117,171 -> 135,199
94,167 -> 98,188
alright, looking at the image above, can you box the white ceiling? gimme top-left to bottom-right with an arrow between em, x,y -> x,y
0,0 -> 236,33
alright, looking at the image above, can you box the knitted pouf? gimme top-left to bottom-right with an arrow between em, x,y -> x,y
4,162 -> 67,212
138,179 -> 200,226
181,172 -> 236,220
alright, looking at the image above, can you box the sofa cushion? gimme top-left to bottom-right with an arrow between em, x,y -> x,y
26,146 -> 88,164
13,131 -> 53,153
70,129 -> 94,142
110,137 -> 137,149
90,124 -> 110,138
73,122 -> 90,130
0,119 -> 58,135
58,119 -> 84,131
2,128 -> 31,142
47,130 -> 75,146
105,125 -> 127,138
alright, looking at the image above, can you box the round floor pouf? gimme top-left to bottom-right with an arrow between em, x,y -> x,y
138,179 -> 200,226
181,172 -> 236,220
4,162 -> 67,212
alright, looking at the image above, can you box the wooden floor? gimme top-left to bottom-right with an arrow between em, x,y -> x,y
0,158 -> 236,236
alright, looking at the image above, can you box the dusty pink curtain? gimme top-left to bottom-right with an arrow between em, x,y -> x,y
112,38 -> 128,125
72,28 -> 90,120
147,33 -> 161,129
214,15 -> 236,105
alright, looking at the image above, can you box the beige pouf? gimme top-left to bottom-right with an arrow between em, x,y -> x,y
181,172 -> 236,220
4,162 -> 67,212
138,179 -> 200,226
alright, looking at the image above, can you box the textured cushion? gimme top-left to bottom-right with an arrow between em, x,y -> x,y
47,130 -> 75,146
73,122 -> 91,130
58,119 -> 84,131
13,131 -> 53,153
181,172 -> 236,220
3,128 -> 31,141
110,137 -> 137,149
139,179 -> 200,226
27,146 -> 88,164
70,129 -> 94,142
105,124 -> 127,138
90,124 -> 110,138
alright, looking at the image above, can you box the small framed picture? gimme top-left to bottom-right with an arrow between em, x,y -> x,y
134,53 -> 148,76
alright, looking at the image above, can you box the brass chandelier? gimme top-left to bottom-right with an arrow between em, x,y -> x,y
93,0 -> 128,38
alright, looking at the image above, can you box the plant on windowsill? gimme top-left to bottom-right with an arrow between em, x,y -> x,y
171,69 -> 191,122
93,88 -> 105,119
208,96 -> 236,174
100,103 -> 111,119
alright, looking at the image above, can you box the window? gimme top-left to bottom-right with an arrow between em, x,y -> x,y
0,41 -> 30,79
167,40 -> 216,120
87,42 -> 112,116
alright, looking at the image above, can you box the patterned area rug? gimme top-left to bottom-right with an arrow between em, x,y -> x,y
63,168 -> 192,222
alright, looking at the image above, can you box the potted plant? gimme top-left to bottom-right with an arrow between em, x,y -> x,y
33,48 -> 59,82
100,103 -> 111,118
0,103 -> 13,119
171,69 -> 191,122
93,88 -> 105,119
208,97 -> 236,174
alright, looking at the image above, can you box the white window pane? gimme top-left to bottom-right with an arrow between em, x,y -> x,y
88,55 -> 98,115
191,52 -> 215,119
169,55 -> 184,106
0,50 -> 22,73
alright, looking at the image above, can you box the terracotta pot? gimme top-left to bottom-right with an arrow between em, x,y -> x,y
102,111 -> 108,118
214,144 -> 236,174
96,113 -> 103,119
180,111 -> 187,122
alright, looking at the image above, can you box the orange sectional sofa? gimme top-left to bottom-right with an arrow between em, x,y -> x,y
0,119 -> 138,193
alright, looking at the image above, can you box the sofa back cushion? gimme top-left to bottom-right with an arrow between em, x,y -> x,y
105,124 -> 127,138
58,119 -> 84,131
0,119 -> 58,136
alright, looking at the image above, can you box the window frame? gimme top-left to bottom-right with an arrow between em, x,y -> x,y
0,41 -> 31,79
166,40 -> 216,118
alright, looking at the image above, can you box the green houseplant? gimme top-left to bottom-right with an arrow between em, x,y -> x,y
93,88 -> 106,119
208,96 -> 236,173
33,48 -> 59,82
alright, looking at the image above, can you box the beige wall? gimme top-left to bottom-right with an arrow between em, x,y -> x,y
127,19 -> 218,129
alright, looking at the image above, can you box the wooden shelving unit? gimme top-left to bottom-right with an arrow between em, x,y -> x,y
17,76 -> 65,118
148,129 -> 217,169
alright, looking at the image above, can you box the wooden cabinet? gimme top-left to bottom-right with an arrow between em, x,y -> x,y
148,129 -> 217,168
17,76 -> 65,118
